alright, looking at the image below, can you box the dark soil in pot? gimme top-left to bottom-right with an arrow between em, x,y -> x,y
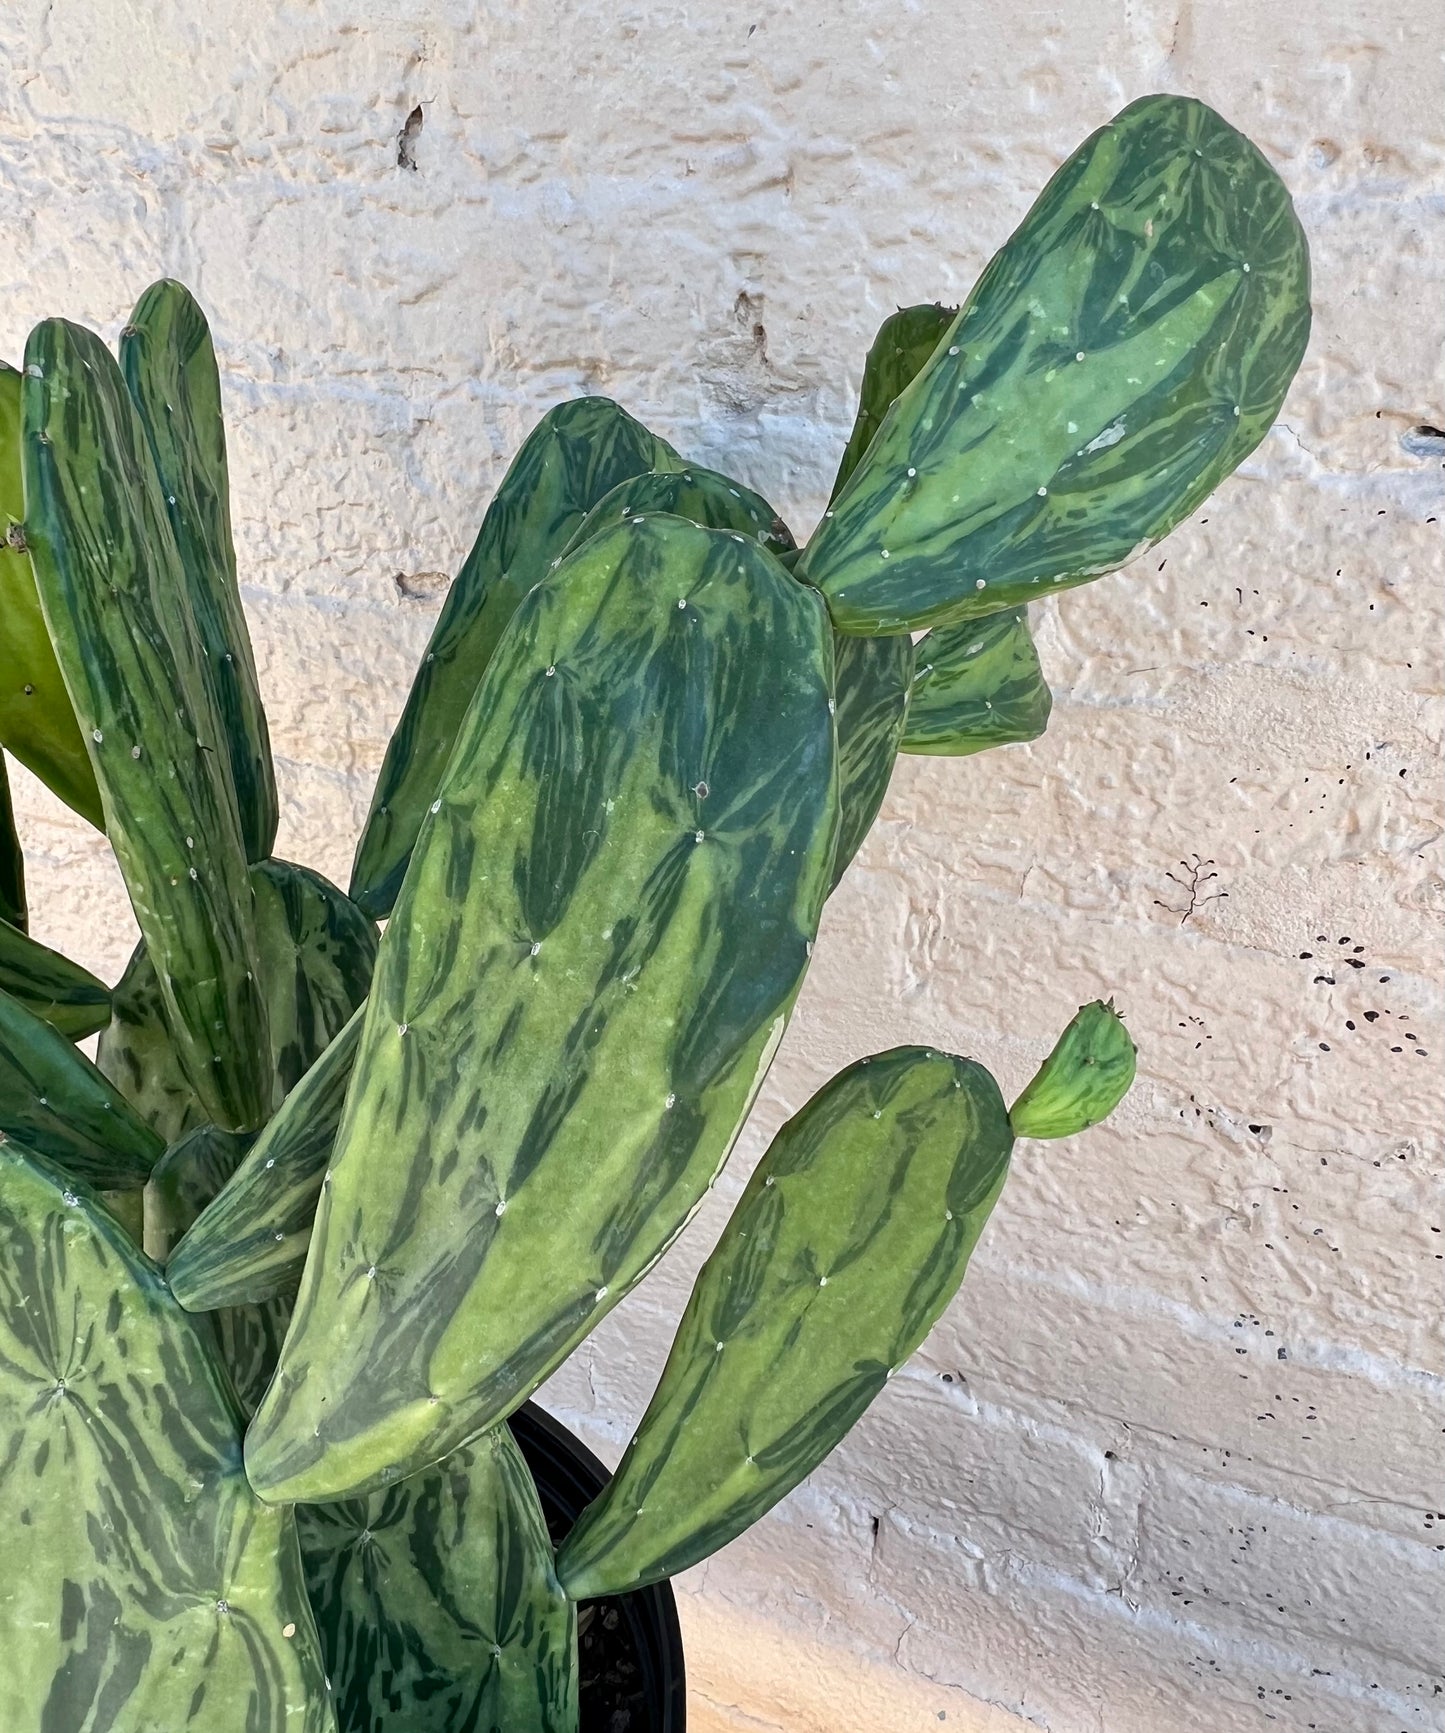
509,1402 -> 687,1733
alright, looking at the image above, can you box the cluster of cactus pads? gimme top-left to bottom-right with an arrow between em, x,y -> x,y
0,94 -> 1308,1732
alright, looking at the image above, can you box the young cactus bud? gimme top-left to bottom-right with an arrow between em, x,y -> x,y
1010,999 -> 1136,1138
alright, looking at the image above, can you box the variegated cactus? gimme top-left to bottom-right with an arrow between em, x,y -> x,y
0,93 -> 1307,1733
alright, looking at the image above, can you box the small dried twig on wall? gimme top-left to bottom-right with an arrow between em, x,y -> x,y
1155,855 -> 1228,925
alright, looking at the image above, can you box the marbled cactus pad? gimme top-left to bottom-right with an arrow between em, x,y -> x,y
246,515 -> 837,1503
803,95 -> 1311,634
0,1143 -> 335,1733
555,1047 -> 1014,1598
829,302 -> 957,501
830,631 -> 915,886
0,913 -> 110,1039
349,397 -> 684,918
560,462 -> 796,561
22,318 -> 272,1133
297,1426 -> 577,1733
903,606 -> 1052,756
121,280 -> 279,864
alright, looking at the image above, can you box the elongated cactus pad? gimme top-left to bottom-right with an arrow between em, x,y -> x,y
1010,999 -> 1136,1138
556,1047 -> 1014,1598
0,362 -> 102,827
903,606 -> 1052,755
350,397 -> 683,918
246,516 -> 838,1502
561,463 -> 795,562
249,858 -> 376,1098
169,1005 -> 363,1311
0,912 -> 110,1038
22,318 -> 272,1131
298,1426 -> 577,1733
0,754 -> 26,931
0,985 -> 162,1187
801,95 -> 1311,633
121,280 -> 279,863
830,303 -> 956,501
0,1143 -> 336,1733
830,631 -> 914,887
100,860 -> 373,1142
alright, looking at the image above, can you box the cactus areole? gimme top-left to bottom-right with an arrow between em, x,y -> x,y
0,93 -> 1308,1732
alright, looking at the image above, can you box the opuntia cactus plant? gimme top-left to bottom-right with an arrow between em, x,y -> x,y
0,93 -> 1308,1732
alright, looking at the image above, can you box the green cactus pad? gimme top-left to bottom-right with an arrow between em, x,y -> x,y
1010,999 -> 1137,1138
297,1426 -> 577,1733
0,1142 -> 335,1732
349,397 -> 683,918
22,318 -> 272,1132
903,607 -> 1052,755
0,755 -> 24,933
0,984 -> 162,1188
0,362 -> 104,828
246,515 -> 838,1503
556,1047 -> 1014,1598
169,1004 -> 363,1311
801,96 -> 1311,634
560,463 -> 795,562
121,281 -> 279,863
830,303 -> 957,501
0,912 -> 110,1039
99,859 -> 374,1143
830,632 -> 915,887
249,858 -> 377,1099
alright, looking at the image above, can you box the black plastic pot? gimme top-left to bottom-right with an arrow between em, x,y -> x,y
509,1402 -> 687,1733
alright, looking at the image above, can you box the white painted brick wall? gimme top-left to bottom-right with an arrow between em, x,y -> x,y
2,4 -> 1440,1729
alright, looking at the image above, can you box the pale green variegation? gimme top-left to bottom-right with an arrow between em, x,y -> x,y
0,1143 -> 335,1733
557,1047 -> 1014,1598
1010,999 -> 1136,1138
0,984 -> 161,1188
298,1426 -> 577,1733
22,319 -> 272,1132
169,1005 -> 364,1311
121,280 -> 278,863
903,606 -> 1052,756
246,516 -> 837,1503
0,361 -> 103,828
0,910 -> 110,1039
803,95 -> 1311,633
350,397 -> 683,918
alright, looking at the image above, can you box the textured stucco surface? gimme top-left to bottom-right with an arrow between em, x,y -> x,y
2,4 -> 1442,1729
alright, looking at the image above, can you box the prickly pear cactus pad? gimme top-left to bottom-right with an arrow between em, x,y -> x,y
169,1005 -> 364,1311
246,515 -> 838,1503
0,362 -> 103,827
560,463 -> 795,562
0,1144 -> 336,1733
903,606 -> 1052,756
0,911 -> 110,1039
121,280 -> 279,864
829,302 -> 957,502
0,984 -> 162,1188
801,95 -> 1311,634
556,1047 -> 1014,1598
1010,999 -> 1137,1138
21,318 -> 273,1133
297,1426 -> 578,1733
349,397 -> 683,918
